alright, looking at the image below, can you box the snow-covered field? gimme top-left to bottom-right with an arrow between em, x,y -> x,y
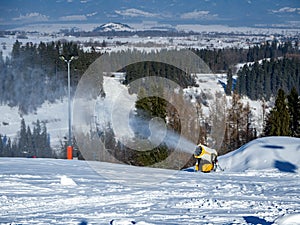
0,33 -> 249,60
0,137 -> 299,225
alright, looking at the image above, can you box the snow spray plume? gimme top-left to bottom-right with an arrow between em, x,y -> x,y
151,120 -> 198,155
108,75 -> 201,170
128,110 -> 198,155
73,49 -> 219,185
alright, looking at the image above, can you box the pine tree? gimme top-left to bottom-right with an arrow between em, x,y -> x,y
264,89 -> 290,136
38,122 -> 52,158
0,134 -> 3,156
18,119 -> 27,156
11,140 -> 18,157
135,85 -> 167,122
6,138 -> 12,157
287,87 -> 300,137
225,69 -> 233,95
26,126 -> 34,156
33,120 -> 42,157
236,66 -> 247,96
11,40 -> 21,59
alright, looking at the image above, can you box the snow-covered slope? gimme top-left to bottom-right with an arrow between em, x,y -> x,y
0,72 -> 279,155
0,152 -> 300,224
0,99 -> 69,150
219,136 -> 300,173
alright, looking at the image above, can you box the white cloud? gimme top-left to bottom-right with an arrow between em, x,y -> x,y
87,12 -> 97,17
115,8 -> 158,18
180,10 -> 217,20
272,7 -> 300,13
59,15 -> 87,21
13,12 -> 49,22
59,12 -> 96,21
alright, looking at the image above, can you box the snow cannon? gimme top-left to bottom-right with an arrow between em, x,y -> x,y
194,144 -> 218,172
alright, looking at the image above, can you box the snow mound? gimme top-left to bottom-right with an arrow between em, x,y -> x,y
60,175 -> 77,186
219,136 -> 300,173
275,213 -> 300,225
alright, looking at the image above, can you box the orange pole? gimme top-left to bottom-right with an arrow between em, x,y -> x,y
67,145 -> 73,160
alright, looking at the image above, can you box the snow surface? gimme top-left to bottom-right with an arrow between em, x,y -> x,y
60,175 -> 78,186
0,136 -> 299,224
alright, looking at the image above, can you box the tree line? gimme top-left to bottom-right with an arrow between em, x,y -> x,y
235,57 -> 300,100
192,40 -> 298,73
0,119 -> 52,157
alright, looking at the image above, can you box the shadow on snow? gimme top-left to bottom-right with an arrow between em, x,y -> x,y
243,216 -> 272,225
274,160 -> 298,173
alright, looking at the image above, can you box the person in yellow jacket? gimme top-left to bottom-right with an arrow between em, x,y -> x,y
194,144 -> 218,172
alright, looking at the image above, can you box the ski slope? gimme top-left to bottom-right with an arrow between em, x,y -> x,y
0,136 -> 300,225
0,73 -> 267,154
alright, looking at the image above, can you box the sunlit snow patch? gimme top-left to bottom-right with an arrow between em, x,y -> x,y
60,175 -> 77,186
275,213 -> 300,225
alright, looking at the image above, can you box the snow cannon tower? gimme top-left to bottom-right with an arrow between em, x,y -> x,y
194,144 -> 218,172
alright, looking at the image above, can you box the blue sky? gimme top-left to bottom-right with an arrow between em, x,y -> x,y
0,0 -> 299,29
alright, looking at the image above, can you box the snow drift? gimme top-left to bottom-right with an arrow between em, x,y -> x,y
219,136 -> 300,173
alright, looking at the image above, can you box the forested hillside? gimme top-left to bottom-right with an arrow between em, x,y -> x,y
0,40 -> 299,162
193,41 -> 300,101
192,40 -> 299,73
0,40 -> 299,115
235,57 -> 300,100
0,40 -> 101,114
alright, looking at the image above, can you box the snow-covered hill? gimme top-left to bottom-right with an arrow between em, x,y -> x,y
93,22 -> 133,32
0,72 -> 270,154
0,136 -> 300,224
219,136 -> 300,173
